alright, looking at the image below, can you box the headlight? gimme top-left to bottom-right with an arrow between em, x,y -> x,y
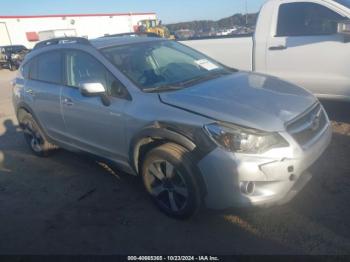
204,123 -> 288,154
11,54 -> 18,59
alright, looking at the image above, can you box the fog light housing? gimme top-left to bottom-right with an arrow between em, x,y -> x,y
240,181 -> 255,195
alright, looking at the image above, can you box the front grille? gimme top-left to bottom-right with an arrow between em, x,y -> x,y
286,103 -> 328,147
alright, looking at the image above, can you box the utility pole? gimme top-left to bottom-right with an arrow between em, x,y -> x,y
245,0 -> 248,26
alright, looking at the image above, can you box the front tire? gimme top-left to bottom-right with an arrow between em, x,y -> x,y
20,113 -> 57,157
141,143 -> 202,219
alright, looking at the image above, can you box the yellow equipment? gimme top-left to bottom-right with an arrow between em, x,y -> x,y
137,19 -> 175,39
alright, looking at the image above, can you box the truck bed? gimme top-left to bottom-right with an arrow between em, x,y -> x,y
181,36 -> 253,71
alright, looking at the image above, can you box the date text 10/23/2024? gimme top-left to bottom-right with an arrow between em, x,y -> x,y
127,256 -> 220,261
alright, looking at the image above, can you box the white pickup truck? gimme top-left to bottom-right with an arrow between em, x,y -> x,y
184,0 -> 350,101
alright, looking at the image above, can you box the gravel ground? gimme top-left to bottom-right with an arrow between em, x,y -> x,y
0,70 -> 349,255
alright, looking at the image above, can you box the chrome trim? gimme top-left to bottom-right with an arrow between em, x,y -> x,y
301,122 -> 331,150
286,102 -> 329,148
284,102 -> 319,128
288,106 -> 322,134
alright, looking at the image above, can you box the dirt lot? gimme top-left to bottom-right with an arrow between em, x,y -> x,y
0,70 -> 350,255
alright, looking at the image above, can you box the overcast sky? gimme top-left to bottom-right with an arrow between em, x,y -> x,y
0,0 -> 266,23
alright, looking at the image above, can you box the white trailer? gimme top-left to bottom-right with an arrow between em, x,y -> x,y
38,29 -> 77,41
0,12 -> 157,48
0,22 -> 11,45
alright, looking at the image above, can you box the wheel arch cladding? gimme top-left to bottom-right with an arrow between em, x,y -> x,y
16,102 -> 50,141
16,102 -> 34,126
130,125 -> 196,174
130,122 -> 216,196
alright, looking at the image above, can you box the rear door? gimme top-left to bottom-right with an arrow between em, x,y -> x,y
26,51 -> 67,142
60,49 -> 130,164
265,0 -> 350,99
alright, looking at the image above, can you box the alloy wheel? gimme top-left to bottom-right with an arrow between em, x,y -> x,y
145,160 -> 189,212
23,121 -> 43,153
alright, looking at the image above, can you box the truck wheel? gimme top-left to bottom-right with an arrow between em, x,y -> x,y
20,113 -> 57,157
141,143 -> 202,219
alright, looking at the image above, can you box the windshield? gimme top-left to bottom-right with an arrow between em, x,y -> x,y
334,0 -> 350,8
102,40 -> 233,92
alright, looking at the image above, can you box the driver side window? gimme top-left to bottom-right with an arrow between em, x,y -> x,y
65,50 -> 128,98
277,2 -> 345,37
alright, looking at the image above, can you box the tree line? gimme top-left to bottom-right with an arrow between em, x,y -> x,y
166,13 -> 258,33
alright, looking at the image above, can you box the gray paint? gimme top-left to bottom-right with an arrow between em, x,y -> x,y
160,72 -> 316,132
13,36 -> 332,209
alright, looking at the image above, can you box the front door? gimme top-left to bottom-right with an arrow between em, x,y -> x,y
265,1 -> 350,99
61,49 -> 130,164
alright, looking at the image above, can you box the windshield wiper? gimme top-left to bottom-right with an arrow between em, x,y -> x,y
143,70 -> 232,93
176,70 -> 231,87
143,85 -> 185,93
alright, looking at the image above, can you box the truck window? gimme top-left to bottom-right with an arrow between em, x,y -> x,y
276,2 -> 345,37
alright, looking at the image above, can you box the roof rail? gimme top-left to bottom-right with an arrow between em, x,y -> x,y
34,37 -> 91,50
101,32 -> 159,38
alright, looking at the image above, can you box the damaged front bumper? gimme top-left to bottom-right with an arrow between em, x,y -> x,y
197,122 -> 332,210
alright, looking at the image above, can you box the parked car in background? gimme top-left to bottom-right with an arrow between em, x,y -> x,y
0,45 -> 29,71
13,36 -> 332,218
184,0 -> 350,101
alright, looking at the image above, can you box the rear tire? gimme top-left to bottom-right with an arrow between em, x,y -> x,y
141,143 -> 202,219
20,113 -> 57,157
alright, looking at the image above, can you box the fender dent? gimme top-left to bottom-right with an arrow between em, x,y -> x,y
130,126 -> 197,174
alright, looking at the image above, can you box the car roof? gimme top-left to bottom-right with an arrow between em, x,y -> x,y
90,36 -> 165,49
24,36 -> 165,62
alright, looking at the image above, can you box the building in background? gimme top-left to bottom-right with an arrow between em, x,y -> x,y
0,12 -> 157,48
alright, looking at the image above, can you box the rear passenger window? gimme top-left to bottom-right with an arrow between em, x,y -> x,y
21,62 -> 30,79
33,51 -> 62,84
277,2 -> 345,36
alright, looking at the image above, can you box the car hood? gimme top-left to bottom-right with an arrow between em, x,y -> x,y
159,72 -> 317,132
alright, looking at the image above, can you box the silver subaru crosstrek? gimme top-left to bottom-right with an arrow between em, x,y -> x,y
12,36 -> 332,218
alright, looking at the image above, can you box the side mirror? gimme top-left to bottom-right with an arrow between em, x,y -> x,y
80,83 -> 106,96
80,83 -> 111,106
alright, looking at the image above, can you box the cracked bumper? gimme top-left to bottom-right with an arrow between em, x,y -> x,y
197,123 -> 332,209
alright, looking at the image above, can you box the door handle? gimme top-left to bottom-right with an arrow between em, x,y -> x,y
269,45 -> 287,51
26,89 -> 35,96
62,97 -> 74,106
